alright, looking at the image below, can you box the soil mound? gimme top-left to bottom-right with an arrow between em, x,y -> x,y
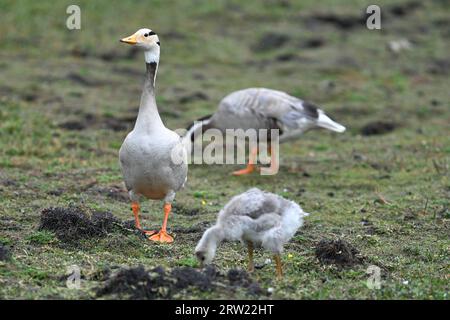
39,207 -> 124,243
315,239 -> 362,267
96,265 -> 263,299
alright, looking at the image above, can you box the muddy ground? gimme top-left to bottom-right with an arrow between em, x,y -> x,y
0,0 -> 448,299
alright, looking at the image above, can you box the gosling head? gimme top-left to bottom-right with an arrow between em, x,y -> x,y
195,247 -> 215,268
120,28 -> 160,63
194,226 -> 224,267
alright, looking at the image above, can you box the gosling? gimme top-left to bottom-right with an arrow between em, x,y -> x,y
195,188 -> 309,278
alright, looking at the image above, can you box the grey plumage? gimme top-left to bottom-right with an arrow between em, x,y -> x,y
186,88 -> 345,143
195,188 -> 309,270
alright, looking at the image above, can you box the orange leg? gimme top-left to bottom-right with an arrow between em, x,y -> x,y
260,143 -> 279,176
131,202 -> 142,229
247,242 -> 255,272
131,202 -> 155,236
274,254 -> 283,279
149,203 -> 174,243
232,147 -> 258,176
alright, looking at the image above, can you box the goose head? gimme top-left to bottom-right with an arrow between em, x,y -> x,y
120,28 -> 160,49
120,28 -> 160,63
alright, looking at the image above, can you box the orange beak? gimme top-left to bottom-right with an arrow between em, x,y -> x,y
120,33 -> 138,45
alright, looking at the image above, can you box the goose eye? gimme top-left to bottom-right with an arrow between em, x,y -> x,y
148,31 -> 156,36
144,33 -> 148,37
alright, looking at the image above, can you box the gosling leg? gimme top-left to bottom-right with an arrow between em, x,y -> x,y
247,241 -> 254,272
274,254 -> 283,279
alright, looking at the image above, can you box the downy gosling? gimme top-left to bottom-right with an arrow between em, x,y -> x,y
195,188 -> 309,278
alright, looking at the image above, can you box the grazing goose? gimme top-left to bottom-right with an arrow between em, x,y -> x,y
195,188 -> 309,278
186,88 -> 346,175
119,28 -> 188,243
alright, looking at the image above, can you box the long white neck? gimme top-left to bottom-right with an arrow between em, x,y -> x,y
134,48 -> 163,132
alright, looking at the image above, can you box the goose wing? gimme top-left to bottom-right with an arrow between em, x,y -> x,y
252,88 -> 320,128
214,88 -> 320,132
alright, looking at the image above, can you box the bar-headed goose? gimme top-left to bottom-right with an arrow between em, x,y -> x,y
195,188 -> 309,278
119,28 -> 188,243
186,88 -> 346,175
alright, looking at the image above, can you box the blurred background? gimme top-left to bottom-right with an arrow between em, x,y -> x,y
0,0 -> 448,299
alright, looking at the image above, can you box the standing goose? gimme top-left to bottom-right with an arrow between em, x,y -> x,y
186,88 -> 346,175
119,28 -> 187,243
195,188 -> 309,278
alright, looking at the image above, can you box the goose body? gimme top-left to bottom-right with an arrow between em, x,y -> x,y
195,188 -> 309,277
190,88 -> 345,142
120,125 -> 187,200
186,88 -> 345,175
119,28 -> 187,243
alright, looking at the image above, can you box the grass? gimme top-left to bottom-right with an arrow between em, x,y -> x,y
0,0 -> 449,299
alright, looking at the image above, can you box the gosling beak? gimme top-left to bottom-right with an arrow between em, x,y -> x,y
120,33 -> 138,45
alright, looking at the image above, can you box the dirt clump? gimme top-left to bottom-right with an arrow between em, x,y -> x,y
1,179 -> 17,187
427,58 -> 450,76
227,268 -> 262,294
70,47 -> 139,61
361,121 -> 397,136
59,113 -> 134,132
66,72 -> 111,87
389,1 -> 422,17
173,203 -> 201,216
59,120 -> 86,131
96,265 -> 212,299
96,265 -> 263,299
252,32 -> 290,52
98,48 -> 139,61
0,244 -> 11,261
227,268 -> 251,286
178,91 -> 209,104
246,282 -> 264,295
47,188 -> 64,196
275,53 -> 297,62
403,209 -> 419,221
308,13 -> 366,30
96,266 -> 168,299
38,207 -> 123,243
91,211 -> 121,233
89,266 -> 113,282
315,239 -> 362,267
172,266 -> 214,291
299,37 -> 325,49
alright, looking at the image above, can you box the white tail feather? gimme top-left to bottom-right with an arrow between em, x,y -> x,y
182,117 -> 212,153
